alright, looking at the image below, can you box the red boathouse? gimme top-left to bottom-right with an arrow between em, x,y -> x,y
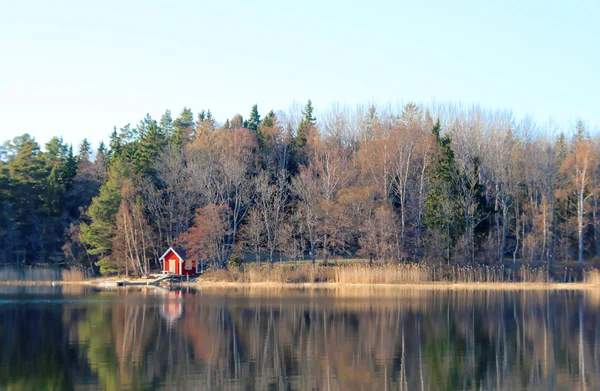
159,247 -> 198,276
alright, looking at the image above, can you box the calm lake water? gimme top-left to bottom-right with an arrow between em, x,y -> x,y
0,286 -> 599,390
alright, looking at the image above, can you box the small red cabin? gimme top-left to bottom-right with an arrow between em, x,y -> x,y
159,247 -> 198,276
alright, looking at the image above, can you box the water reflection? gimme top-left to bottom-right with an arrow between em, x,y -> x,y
0,287 -> 598,390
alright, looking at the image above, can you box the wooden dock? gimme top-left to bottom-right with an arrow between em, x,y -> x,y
146,274 -> 187,286
99,274 -> 191,288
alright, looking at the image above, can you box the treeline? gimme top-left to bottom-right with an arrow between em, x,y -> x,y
1,101 -> 598,274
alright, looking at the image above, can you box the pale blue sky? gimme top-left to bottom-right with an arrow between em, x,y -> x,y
1,0 -> 598,148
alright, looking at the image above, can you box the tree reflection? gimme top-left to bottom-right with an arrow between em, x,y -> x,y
1,288 -> 600,390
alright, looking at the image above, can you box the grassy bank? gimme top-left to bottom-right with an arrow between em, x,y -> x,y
0,267 -> 90,285
2,263 -> 600,289
198,262 -> 600,285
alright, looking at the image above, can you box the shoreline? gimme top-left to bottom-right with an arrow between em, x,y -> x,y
188,281 -> 600,291
2,279 -> 599,291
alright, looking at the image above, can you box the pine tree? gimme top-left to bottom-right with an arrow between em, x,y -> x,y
136,114 -> 165,176
248,104 -> 261,131
295,100 -> 316,149
79,139 -> 92,161
0,163 -> 12,262
43,164 -> 63,217
108,127 -> 121,160
4,135 -> 47,262
196,109 -> 215,136
292,100 -> 317,171
44,137 -> 68,166
159,110 -> 173,138
248,104 -> 264,150
80,158 -> 130,273
172,107 -> 195,146
63,145 -> 78,191
262,110 -> 276,128
424,120 -> 459,264
574,119 -> 587,142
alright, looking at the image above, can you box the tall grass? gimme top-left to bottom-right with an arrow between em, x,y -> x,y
0,267 -> 61,282
333,263 -> 429,284
584,269 -> 600,284
200,263 -> 555,285
201,264 -> 334,284
61,268 -> 90,282
0,267 -> 90,283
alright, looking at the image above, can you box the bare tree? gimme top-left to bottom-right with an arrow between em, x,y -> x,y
359,206 -> 398,263
560,138 -> 597,265
389,124 -> 416,260
239,207 -> 264,265
291,166 -> 321,264
254,170 -> 288,264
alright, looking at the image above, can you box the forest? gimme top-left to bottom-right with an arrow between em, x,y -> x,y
0,101 -> 598,275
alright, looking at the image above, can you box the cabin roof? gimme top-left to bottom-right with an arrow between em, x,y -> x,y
159,246 -> 187,261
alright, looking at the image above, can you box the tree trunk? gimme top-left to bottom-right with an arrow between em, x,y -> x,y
594,194 -> 600,257
495,187 -> 500,261
513,202 -> 520,264
416,155 -> 428,258
400,201 -> 405,261
500,202 -> 507,264
578,192 -> 584,265
542,201 -> 548,265
447,224 -> 451,266
464,211 -> 470,264
548,190 -> 555,266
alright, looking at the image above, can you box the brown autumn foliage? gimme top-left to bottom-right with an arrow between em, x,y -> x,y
179,204 -> 230,267
18,100 -> 599,275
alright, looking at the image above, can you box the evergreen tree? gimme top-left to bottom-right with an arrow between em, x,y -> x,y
136,114 -> 165,176
574,119 -> 587,142
196,109 -> 215,135
4,135 -> 47,262
63,145 -> 78,191
248,104 -> 264,150
262,110 -> 276,128
172,107 -> 195,146
44,137 -> 68,166
295,99 -> 316,149
291,100 -> 317,170
159,110 -> 173,138
108,127 -> 121,160
43,164 -> 63,217
78,139 -> 92,161
80,158 -> 130,273
424,120 -> 459,264
95,141 -> 108,174
248,104 -> 261,131
119,123 -> 135,144
0,163 -> 12,262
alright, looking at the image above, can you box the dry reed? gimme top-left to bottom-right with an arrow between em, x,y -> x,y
61,268 -> 90,282
0,266 -> 90,283
0,267 -> 61,282
199,262 -> 557,285
583,269 -> 600,284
